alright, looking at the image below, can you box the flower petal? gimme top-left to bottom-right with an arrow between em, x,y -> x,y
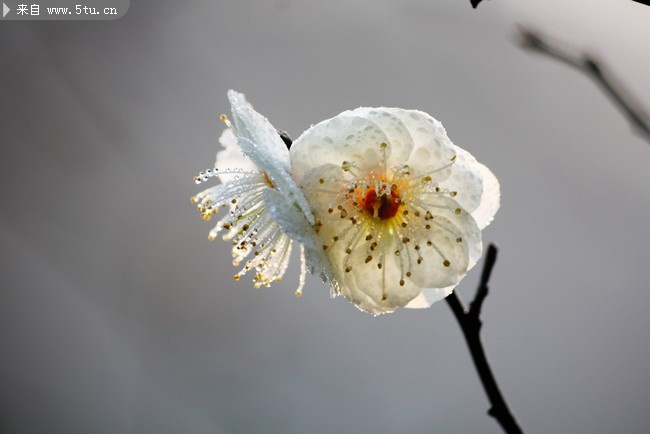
238,137 -> 315,225
436,146 -> 484,215
472,163 -> 500,230
404,284 -> 456,309
405,196 -> 481,289
381,108 -> 457,184
291,114 -> 393,181
263,188 -> 317,250
347,107 -> 415,164
227,90 -> 291,169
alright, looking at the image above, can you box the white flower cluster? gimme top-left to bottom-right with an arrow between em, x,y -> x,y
192,91 -> 499,315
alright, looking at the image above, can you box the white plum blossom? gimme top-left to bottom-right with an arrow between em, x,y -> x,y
290,107 -> 500,314
192,90 -> 318,295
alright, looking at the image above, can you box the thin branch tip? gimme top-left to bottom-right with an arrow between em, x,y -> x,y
480,243 -> 498,286
516,27 -> 650,142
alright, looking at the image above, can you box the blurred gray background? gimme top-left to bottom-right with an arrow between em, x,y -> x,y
1,1 -> 649,433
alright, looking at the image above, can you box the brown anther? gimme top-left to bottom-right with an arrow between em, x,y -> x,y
365,234 -> 373,241
443,260 -> 451,267
319,178 -> 325,184
399,279 -> 405,286
345,266 -> 352,273
365,255 -> 373,263
455,208 -> 461,215
456,237 -> 463,243
406,271 -> 412,277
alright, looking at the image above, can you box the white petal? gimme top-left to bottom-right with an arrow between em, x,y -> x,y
291,114 -> 392,181
381,108 -> 457,184
238,137 -> 314,225
348,107 -> 415,164
406,196 -> 482,289
265,195 -> 340,297
227,90 -> 291,169
437,145 -> 484,215
404,285 -> 456,309
472,163 -> 500,230
263,188 -> 317,250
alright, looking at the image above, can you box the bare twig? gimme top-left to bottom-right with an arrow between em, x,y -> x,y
518,26 -> 650,142
446,244 -> 524,434
471,0 -> 483,9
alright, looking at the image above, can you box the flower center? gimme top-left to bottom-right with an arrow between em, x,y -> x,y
362,188 -> 400,220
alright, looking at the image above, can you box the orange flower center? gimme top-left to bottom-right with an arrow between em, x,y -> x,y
362,188 -> 401,220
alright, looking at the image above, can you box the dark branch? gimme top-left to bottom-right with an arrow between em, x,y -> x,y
446,244 -> 524,434
471,0 -> 483,8
518,26 -> 650,142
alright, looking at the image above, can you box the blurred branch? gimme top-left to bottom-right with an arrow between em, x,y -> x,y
446,244 -> 524,434
518,26 -> 650,142
471,0 -> 483,9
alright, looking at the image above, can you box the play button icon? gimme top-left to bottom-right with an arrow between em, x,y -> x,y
2,3 -> 9,18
